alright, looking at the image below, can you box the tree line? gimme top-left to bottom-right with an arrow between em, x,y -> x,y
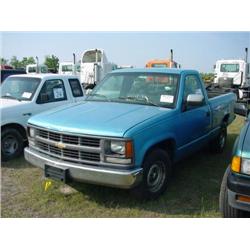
0,55 -> 59,72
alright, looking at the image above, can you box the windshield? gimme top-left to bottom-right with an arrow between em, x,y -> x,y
220,63 -> 239,72
1,77 -> 41,101
62,65 -> 73,72
82,50 -> 102,63
87,72 -> 179,108
76,64 -> 81,72
28,67 -> 37,73
40,66 -> 48,73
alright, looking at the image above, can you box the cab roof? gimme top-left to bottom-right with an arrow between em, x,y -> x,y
7,74 -> 79,79
112,68 -> 199,75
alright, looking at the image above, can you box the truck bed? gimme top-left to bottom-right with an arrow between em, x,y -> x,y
206,85 -> 237,99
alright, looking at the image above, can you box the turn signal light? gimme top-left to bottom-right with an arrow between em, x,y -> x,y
231,156 -> 241,173
237,195 -> 250,203
125,141 -> 133,158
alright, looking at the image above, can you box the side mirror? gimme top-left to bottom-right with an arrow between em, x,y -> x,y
234,102 -> 249,116
186,94 -> 204,106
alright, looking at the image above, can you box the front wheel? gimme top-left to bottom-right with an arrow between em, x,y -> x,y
1,128 -> 24,161
132,149 -> 172,200
219,166 -> 244,218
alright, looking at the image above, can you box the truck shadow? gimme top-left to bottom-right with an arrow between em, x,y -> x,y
1,155 -> 35,169
69,133 -> 244,217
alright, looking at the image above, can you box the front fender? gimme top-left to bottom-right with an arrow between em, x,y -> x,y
133,129 -> 176,167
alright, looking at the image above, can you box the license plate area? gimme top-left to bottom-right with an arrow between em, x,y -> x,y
44,165 -> 68,183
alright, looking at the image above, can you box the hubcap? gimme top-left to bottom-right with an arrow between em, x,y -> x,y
2,136 -> 18,156
147,162 -> 166,193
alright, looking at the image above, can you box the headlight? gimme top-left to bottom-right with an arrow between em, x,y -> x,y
241,158 -> 250,175
104,140 -> 133,165
110,141 -> 125,155
29,127 -> 36,138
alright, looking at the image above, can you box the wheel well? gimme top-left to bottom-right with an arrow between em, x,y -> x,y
1,123 -> 27,140
144,139 -> 176,162
223,114 -> 230,125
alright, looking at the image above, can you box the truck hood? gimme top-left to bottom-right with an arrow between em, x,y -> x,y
28,101 -> 169,137
0,98 -> 29,109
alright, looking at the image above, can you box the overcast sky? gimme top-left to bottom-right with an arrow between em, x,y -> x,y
1,32 -> 249,72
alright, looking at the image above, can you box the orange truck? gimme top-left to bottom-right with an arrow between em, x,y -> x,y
146,49 -> 179,68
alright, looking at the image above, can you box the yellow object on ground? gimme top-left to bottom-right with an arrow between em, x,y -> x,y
44,180 -> 52,191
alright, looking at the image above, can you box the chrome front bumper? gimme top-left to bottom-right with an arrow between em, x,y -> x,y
24,147 -> 143,189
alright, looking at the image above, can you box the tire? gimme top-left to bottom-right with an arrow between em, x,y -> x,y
132,149 -> 172,200
1,128 -> 24,161
210,124 -> 227,153
219,166 -> 244,218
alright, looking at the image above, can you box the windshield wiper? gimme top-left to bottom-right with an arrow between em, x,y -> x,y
118,96 -> 160,107
1,95 -> 22,102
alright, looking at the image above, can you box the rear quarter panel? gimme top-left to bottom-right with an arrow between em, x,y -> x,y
208,92 -> 236,129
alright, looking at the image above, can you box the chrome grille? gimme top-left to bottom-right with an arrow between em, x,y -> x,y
37,129 -> 100,147
35,129 -> 101,164
62,134 -> 79,145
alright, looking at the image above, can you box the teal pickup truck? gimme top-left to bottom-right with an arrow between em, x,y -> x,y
24,68 -> 236,199
220,103 -> 250,217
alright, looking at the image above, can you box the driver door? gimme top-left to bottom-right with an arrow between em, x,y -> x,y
176,75 -> 211,151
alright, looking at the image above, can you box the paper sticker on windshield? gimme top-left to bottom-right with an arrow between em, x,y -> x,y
53,88 -> 64,99
160,95 -> 174,103
22,92 -> 32,99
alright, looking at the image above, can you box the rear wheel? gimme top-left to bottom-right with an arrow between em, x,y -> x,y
132,149 -> 172,200
219,166 -> 244,218
1,128 -> 24,161
210,124 -> 227,153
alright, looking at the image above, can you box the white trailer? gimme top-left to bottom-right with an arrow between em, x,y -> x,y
213,48 -> 250,100
79,49 -> 115,88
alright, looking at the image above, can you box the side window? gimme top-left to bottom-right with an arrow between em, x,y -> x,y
183,75 -> 205,107
68,78 -> 83,97
37,79 -> 67,104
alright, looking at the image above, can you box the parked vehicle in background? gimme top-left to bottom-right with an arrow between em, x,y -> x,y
26,64 -> 48,74
0,65 -> 14,70
79,48 -> 116,89
213,48 -> 250,101
25,68 -> 236,199
117,65 -> 134,69
59,62 -> 80,76
146,49 -> 180,68
1,69 -> 26,83
219,102 -> 250,217
1,74 -> 84,161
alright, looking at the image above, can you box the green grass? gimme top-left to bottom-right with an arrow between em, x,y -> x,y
1,116 -> 246,217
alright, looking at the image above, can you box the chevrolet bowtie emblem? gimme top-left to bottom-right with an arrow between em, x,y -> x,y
55,142 -> 66,149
